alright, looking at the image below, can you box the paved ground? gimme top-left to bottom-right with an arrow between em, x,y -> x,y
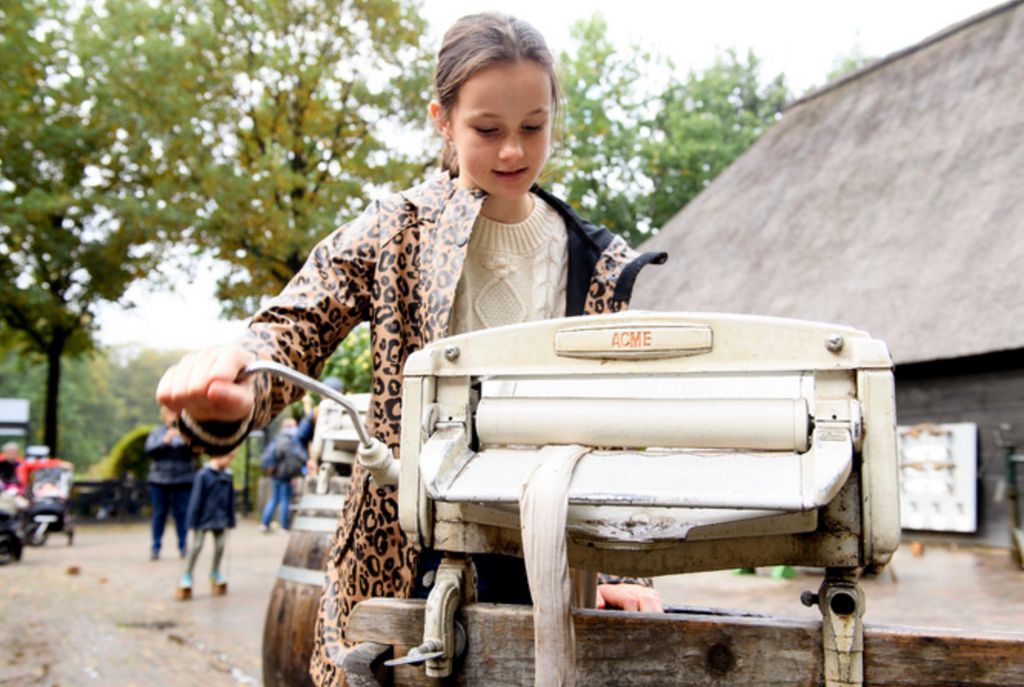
0,517 -> 288,687
0,518 -> 1022,686
654,541 -> 1024,633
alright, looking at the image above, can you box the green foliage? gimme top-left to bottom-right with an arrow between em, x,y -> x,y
0,0 -> 187,451
550,16 -> 789,244
1,0 -> 432,452
81,0 -> 434,316
642,49 -> 788,233
229,437 -> 265,495
106,347 -> 190,431
320,323 -> 372,394
89,423 -> 154,480
546,15 -> 652,240
0,347 -> 182,470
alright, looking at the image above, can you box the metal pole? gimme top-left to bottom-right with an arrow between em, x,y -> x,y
242,434 -> 251,516
238,361 -> 374,449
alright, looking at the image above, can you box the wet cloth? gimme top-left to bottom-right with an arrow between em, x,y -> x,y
520,444 -> 590,687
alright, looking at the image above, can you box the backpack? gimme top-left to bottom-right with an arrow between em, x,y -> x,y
268,433 -> 306,479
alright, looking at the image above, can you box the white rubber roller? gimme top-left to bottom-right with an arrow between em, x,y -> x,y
474,397 -> 810,452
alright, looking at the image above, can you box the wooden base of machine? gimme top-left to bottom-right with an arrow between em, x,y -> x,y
175,587 -> 191,601
345,598 -> 1024,686
212,581 -> 228,596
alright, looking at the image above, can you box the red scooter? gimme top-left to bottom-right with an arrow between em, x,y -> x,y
21,458 -> 75,547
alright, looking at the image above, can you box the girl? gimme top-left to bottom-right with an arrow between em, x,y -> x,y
157,12 -> 665,683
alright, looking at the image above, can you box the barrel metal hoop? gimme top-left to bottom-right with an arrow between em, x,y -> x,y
296,494 -> 347,511
277,564 -> 327,587
291,516 -> 339,533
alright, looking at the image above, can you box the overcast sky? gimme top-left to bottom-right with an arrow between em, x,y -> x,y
93,0 -> 1000,352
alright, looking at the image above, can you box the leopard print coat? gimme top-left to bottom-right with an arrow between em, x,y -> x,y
237,173 -> 666,685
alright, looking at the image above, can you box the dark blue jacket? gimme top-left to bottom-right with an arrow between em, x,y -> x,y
145,425 -> 197,486
186,466 -> 236,531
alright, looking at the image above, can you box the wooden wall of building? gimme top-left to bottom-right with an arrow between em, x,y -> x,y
894,349 -> 1024,547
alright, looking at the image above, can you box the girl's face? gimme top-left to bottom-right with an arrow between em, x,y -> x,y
432,60 -> 553,223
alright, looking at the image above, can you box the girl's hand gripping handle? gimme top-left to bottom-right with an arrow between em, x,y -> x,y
156,346 -> 255,424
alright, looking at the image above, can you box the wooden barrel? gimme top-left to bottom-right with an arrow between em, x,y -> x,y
262,490 -> 347,687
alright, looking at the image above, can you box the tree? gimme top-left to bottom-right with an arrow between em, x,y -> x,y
551,17 -> 789,244
643,50 -> 788,232
0,0 -> 184,453
83,0 -> 434,315
320,323 -> 372,395
0,346 -> 182,469
0,350 -> 110,467
547,16 -> 653,240
106,347 -> 187,432
1,0 -> 431,452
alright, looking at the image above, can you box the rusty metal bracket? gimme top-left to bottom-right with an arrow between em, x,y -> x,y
802,570 -> 865,687
383,556 -> 470,678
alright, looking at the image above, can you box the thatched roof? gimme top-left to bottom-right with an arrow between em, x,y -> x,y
633,1 -> 1024,365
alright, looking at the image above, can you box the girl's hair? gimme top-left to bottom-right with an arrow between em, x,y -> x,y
434,13 -> 562,175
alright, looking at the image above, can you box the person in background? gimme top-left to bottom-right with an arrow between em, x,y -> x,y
297,376 -> 346,477
145,406 -> 198,560
259,417 -> 305,532
0,442 -> 24,496
0,456 -> 28,521
177,449 -> 237,599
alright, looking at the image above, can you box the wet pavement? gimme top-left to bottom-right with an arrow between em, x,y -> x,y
655,540 -> 1024,634
0,519 -> 1022,686
0,518 -> 287,687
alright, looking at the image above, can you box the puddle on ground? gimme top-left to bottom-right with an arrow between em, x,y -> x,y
117,619 -> 178,631
115,619 -> 258,685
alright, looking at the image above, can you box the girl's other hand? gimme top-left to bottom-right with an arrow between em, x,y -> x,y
156,345 -> 255,423
595,583 -> 664,613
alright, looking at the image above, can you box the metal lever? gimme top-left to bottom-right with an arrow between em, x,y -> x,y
386,558 -> 471,678
384,623 -> 467,669
238,360 -> 374,448
384,641 -> 445,667
238,361 -> 400,486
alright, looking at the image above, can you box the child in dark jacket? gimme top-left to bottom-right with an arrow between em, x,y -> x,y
177,450 -> 236,599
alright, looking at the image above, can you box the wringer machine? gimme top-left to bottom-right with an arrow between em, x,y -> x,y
308,392 -> 370,496
249,311 -> 900,687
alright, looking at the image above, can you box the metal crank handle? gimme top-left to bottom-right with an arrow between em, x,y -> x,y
238,360 -> 399,486
383,640 -> 445,667
383,621 -> 467,669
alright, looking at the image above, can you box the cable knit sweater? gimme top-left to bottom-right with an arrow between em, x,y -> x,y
449,194 -> 568,335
